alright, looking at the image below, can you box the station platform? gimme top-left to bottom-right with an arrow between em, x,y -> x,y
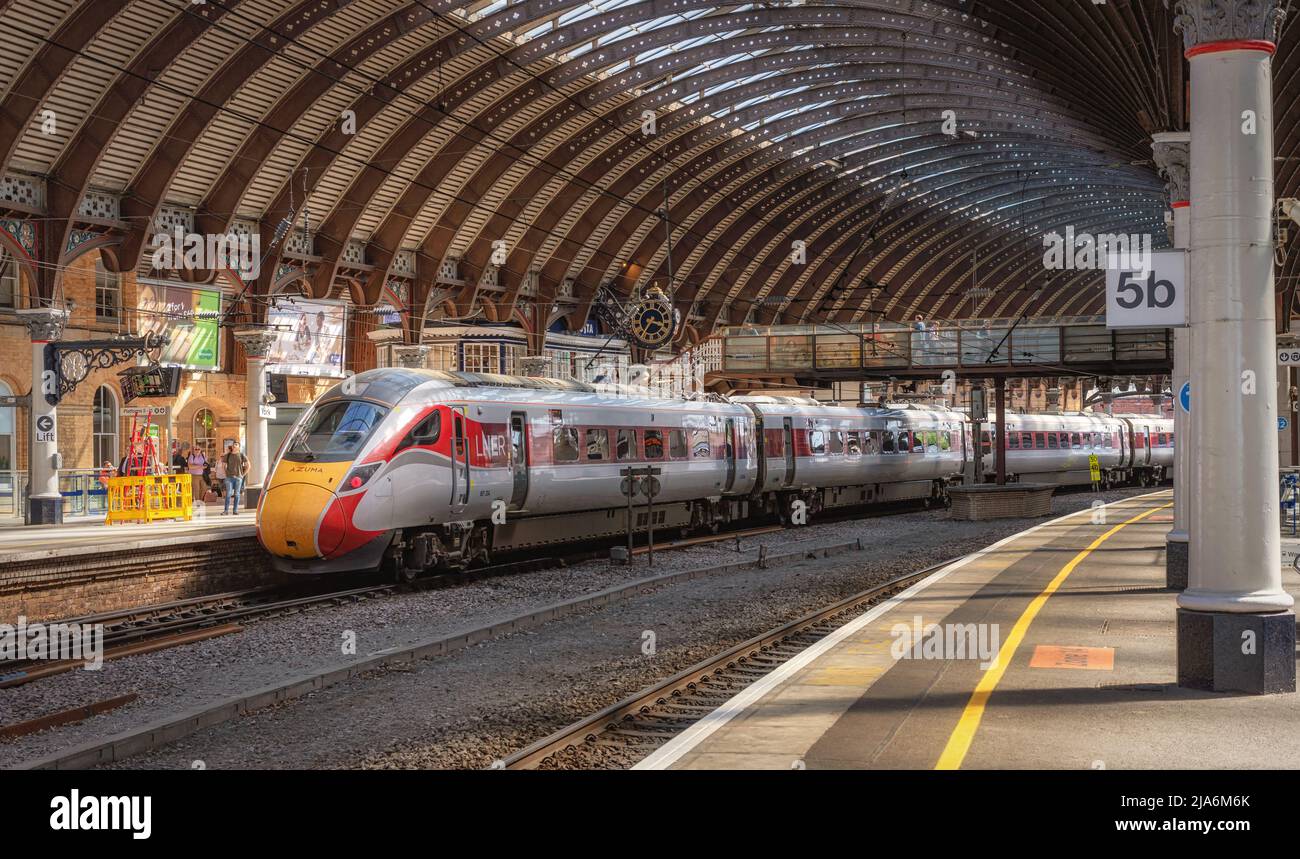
639,491 -> 1300,770
0,508 -> 256,565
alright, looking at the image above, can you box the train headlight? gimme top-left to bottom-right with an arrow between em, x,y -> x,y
344,462 -> 382,490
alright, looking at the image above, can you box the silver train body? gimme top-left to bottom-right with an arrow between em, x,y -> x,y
256,370 -> 1173,575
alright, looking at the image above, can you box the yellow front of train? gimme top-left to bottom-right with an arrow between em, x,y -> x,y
257,369 -> 423,572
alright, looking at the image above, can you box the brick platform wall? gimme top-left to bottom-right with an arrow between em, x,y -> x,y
0,538 -> 284,622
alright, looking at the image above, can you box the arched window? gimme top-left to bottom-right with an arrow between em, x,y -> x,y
193,408 -> 217,462
92,386 -> 119,466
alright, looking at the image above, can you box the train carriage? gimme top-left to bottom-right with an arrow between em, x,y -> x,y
256,369 -> 1174,577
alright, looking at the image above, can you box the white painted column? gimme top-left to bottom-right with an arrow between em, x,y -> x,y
1175,0 -> 1294,693
18,308 -> 69,525
234,329 -> 277,508
1151,132 -> 1191,588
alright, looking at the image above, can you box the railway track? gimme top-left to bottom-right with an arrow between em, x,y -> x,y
0,498 -> 968,689
498,557 -> 957,770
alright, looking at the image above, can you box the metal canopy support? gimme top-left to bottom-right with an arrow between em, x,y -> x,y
1176,0 -> 1294,694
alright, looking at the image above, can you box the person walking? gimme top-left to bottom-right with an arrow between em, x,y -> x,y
222,442 -> 250,515
186,445 -> 208,504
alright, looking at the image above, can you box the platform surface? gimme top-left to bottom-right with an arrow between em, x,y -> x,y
0,507 -> 256,563
642,491 -> 1300,770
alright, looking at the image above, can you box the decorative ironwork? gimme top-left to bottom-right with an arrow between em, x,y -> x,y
43,333 -> 170,406
592,284 -> 679,350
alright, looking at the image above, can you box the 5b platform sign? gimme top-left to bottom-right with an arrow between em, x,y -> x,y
1105,250 -> 1187,328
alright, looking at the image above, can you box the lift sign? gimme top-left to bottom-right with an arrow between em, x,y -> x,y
1105,250 -> 1187,329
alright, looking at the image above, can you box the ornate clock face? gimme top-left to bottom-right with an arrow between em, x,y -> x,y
631,297 -> 674,348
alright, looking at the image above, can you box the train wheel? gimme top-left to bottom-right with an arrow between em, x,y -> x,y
466,524 -> 492,568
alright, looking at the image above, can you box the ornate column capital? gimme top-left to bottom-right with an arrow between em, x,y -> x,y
1170,0 -> 1286,51
16,307 -> 69,342
233,328 -> 278,361
1150,131 -> 1191,204
391,344 -> 430,369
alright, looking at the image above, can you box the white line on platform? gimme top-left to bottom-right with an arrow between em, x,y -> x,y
632,490 -> 1169,770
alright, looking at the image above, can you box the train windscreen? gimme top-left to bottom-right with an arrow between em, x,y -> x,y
282,399 -> 390,463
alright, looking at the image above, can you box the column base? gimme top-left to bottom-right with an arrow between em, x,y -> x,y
25,496 -> 63,526
1165,537 -> 1188,590
1177,608 -> 1296,694
244,484 -> 263,509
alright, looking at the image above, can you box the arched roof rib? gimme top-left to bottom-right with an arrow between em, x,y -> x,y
1,0 -> 1293,329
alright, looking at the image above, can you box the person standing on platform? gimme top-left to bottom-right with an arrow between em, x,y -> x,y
221,442 -> 250,515
187,445 -> 208,504
172,442 -> 187,475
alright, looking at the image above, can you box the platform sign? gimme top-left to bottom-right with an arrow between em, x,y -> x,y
35,414 -> 55,443
1088,453 -> 1101,483
1179,381 -> 1190,414
1105,250 -> 1187,328
1279,347 -> 1300,365
258,404 -> 277,420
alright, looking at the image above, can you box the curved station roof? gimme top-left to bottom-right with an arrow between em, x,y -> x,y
0,0 -> 1296,340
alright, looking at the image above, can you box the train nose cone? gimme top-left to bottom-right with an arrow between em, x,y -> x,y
259,483 -> 343,558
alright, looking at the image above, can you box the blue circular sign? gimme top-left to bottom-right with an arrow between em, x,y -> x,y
1280,417 -> 1289,432
1179,381 -> 1190,414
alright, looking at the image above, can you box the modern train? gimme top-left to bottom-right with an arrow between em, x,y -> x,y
255,369 -> 1173,577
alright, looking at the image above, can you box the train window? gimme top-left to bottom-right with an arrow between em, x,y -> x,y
1008,432 -> 1020,450
669,429 -> 688,459
865,431 -> 881,454
553,427 -> 580,462
586,429 -> 609,461
923,430 -> 938,452
286,399 -> 389,462
939,430 -> 951,451
899,430 -> 913,454
846,432 -> 861,456
913,432 -> 926,454
397,411 -> 441,451
1033,433 -> 1044,449
690,429 -> 710,458
829,431 -> 843,454
1158,433 -> 1168,446
1047,432 -> 1058,450
767,430 -> 784,457
882,430 -> 896,453
617,429 -> 637,460
645,430 -> 664,459
1071,432 -> 1083,449
809,430 -> 827,455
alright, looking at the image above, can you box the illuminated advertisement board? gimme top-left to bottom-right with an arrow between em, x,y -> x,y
137,282 -> 222,370
266,299 -> 347,378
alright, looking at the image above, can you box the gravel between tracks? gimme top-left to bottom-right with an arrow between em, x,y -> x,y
0,487 -> 1158,768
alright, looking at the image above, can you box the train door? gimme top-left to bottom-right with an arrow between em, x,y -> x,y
450,407 -> 470,513
1141,424 -> 1151,465
723,418 -> 737,492
508,411 -> 528,510
782,417 -> 796,487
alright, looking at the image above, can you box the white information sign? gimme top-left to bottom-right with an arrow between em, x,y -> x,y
1105,250 -> 1187,328
35,413 -> 56,444
1278,347 -> 1300,366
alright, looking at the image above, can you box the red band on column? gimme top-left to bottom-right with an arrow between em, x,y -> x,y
1171,201 -> 1190,209
1186,40 -> 1276,58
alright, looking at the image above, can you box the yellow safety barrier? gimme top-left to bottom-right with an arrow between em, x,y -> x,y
105,474 -> 193,524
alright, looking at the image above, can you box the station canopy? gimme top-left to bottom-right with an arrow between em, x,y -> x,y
1,0 -> 1296,337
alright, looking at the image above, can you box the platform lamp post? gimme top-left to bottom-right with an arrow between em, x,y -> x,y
1151,131 -> 1192,589
1175,0 -> 1294,693
234,329 -> 278,510
17,307 -> 69,525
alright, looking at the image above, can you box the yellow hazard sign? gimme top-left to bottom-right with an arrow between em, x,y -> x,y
1088,453 -> 1101,483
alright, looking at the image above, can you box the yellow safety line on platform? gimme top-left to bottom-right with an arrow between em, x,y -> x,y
934,500 -> 1172,770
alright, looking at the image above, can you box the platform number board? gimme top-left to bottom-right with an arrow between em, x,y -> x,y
1105,250 -> 1187,329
